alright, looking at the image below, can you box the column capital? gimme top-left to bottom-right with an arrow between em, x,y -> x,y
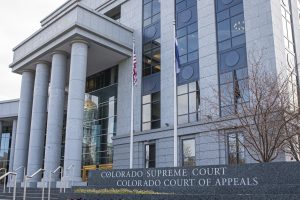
51,50 -> 69,57
70,39 -> 89,47
34,60 -> 51,66
20,69 -> 35,74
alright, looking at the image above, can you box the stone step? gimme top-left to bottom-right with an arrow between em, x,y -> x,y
0,195 -> 60,200
64,193 -> 300,200
0,192 -> 63,200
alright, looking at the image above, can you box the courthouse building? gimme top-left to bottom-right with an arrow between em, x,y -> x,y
0,0 -> 300,187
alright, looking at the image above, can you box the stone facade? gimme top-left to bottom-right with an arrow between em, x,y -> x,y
0,0 -> 299,188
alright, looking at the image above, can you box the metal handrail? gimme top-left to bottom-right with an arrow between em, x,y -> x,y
14,166 -> 26,181
8,166 -> 26,193
48,166 -> 63,200
64,164 -> 74,193
0,172 -> 17,200
23,168 -> 45,200
0,168 -> 7,193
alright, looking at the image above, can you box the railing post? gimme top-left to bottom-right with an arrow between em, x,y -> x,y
0,172 -> 17,200
63,176 -> 66,193
23,176 -> 27,200
42,171 -> 45,200
60,167 -> 63,193
23,167 -> 26,182
23,168 -> 45,200
48,172 -> 51,200
0,168 -> 8,193
72,166 -> 74,187
9,175 -> 12,193
13,174 -> 17,200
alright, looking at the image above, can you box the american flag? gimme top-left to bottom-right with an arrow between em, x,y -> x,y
132,41 -> 138,86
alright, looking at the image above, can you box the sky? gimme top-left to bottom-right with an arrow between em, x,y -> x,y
0,0 -> 66,101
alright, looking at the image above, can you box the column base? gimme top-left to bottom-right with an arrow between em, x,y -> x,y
37,181 -> 57,188
21,181 -> 38,188
56,180 -> 87,188
7,182 -> 21,188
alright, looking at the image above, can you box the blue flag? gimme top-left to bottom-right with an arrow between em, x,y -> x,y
175,38 -> 181,74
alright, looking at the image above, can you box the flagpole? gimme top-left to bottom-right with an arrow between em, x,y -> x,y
129,38 -> 135,169
173,20 -> 178,167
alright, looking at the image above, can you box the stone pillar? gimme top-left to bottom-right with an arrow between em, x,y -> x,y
8,119 -> 17,173
27,62 -> 50,182
44,52 -> 67,181
64,40 -> 88,183
13,71 -> 35,182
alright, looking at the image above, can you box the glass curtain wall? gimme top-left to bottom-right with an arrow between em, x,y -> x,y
142,0 -> 161,131
281,0 -> 298,109
175,0 -> 200,125
0,125 -> 11,169
83,66 -> 118,167
143,0 -> 161,76
215,0 -> 249,116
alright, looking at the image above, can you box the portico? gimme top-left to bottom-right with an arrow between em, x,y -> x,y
9,0 -> 133,186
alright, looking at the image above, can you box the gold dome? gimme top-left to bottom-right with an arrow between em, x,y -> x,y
84,98 -> 97,110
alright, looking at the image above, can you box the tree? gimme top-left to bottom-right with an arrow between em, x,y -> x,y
282,127 -> 300,161
206,53 -> 300,163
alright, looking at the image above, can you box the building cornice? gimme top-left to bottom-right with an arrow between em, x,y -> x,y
12,2 -> 133,52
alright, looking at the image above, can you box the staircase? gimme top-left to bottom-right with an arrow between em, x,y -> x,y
0,186 -> 69,200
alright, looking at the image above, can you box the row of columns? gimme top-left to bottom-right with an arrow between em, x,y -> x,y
13,40 -> 89,184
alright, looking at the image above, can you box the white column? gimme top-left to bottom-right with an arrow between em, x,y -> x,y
44,52 -> 67,181
13,71 -> 35,182
8,119 -> 17,173
64,40 -> 88,183
27,61 -> 50,182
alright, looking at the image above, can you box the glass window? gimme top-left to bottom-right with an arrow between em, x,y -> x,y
182,139 -> 196,166
217,19 -> 231,42
228,133 -> 245,165
143,39 -> 161,76
178,94 -> 188,115
280,0 -> 297,108
142,92 -> 161,131
143,103 -> 151,122
83,66 -> 118,166
178,36 -> 187,56
177,82 -> 200,124
144,3 -> 152,20
0,126 -> 11,169
145,143 -> 156,168
188,33 -> 198,52
215,0 -> 248,116
176,0 -> 199,71
218,39 -> 231,51
232,34 -> 245,47
143,0 -> 161,76
231,14 -> 245,37
104,6 -> 121,22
